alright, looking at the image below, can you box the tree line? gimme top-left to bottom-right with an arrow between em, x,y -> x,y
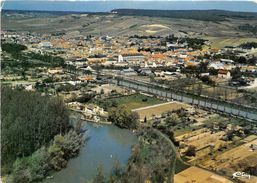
1,43 -> 65,71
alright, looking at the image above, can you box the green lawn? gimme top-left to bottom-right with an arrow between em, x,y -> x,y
96,94 -> 164,111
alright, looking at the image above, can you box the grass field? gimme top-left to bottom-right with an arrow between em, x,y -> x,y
132,101 -> 189,121
99,94 -> 164,111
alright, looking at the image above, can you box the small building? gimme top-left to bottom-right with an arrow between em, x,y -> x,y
78,75 -> 94,82
139,68 -> 153,76
119,68 -> 138,76
220,59 -> 234,65
48,67 -> 63,74
218,69 -> 231,79
39,42 -> 53,48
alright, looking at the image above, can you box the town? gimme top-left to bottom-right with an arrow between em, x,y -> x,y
1,7 -> 257,183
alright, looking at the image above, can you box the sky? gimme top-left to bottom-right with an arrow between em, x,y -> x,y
2,0 -> 257,12
2,0 -> 256,1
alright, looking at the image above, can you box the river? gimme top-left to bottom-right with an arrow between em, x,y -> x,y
42,122 -> 138,183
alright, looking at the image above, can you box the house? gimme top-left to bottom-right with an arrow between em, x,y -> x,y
67,102 -> 84,110
119,68 -> 138,76
154,70 -> 165,77
220,59 -> 234,65
48,67 -> 63,74
218,69 -> 231,79
139,68 -> 153,76
200,73 -> 210,77
209,62 -> 224,70
78,75 -> 94,82
166,42 -> 187,49
25,84 -> 34,91
39,42 -> 52,48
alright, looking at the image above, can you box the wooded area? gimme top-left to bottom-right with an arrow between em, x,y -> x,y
1,87 -> 70,174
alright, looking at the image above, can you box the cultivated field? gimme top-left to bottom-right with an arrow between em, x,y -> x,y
174,166 -> 233,183
2,11 -> 257,39
201,138 -> 257,176
204,36 -> 257,49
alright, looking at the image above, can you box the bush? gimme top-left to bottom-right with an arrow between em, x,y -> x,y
12,159 -> 32,183
28,147 -> 49,181
9,130 -> 84,182
48,130 -> 83,170
185,145 -> 196,156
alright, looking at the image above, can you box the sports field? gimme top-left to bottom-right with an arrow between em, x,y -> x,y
132,101 -> 189,121
97,94 -> 164,111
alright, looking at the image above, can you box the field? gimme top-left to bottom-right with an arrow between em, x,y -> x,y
185,82 -> 244,101
132,101 -> 190,121
201,138 -> 257,174
204,36 -> 257,49
174,166 -> 233,183
177,127 -> 229,162
97,93 -> 164,111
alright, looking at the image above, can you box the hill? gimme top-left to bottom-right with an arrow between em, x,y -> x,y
111,9 -> 257,21
2,9 -> 257,47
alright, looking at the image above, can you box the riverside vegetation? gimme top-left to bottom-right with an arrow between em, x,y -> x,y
1,87 -> 84,183
91,128 -> 176,183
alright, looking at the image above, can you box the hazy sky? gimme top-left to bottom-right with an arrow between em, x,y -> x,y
3,0 -> 256,1
3,0 -> 257,12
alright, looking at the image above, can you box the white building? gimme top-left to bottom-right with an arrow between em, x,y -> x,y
118,53 -> 144,63
119,68 -> 138,76
39,42 -> 52,48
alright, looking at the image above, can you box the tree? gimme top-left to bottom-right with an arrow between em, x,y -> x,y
165,113 -> 180,126
1,87 -> 69,173
8,131 -> 83,183
199,75 -> 215,86
197,83 -> 203,95
209,68 -> 218,75
185,145 -> 196,156
108,106 -> 139,129
1,43 -> 27,54
93,166 -> 106,183
198,61 -> 209,73
100,88 -> 105,95
226,130 -> 234,141
144,116 -> 147,123
231,67 -> 242,80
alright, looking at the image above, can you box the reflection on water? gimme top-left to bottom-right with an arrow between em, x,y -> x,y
42,123 -> 138,183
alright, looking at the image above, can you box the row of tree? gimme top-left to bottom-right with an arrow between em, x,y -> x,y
1,43 -> 65,71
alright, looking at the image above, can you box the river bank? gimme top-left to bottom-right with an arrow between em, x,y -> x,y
41,122 -> 138,183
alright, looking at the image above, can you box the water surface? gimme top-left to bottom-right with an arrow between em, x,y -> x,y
42,123 -> 137,183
